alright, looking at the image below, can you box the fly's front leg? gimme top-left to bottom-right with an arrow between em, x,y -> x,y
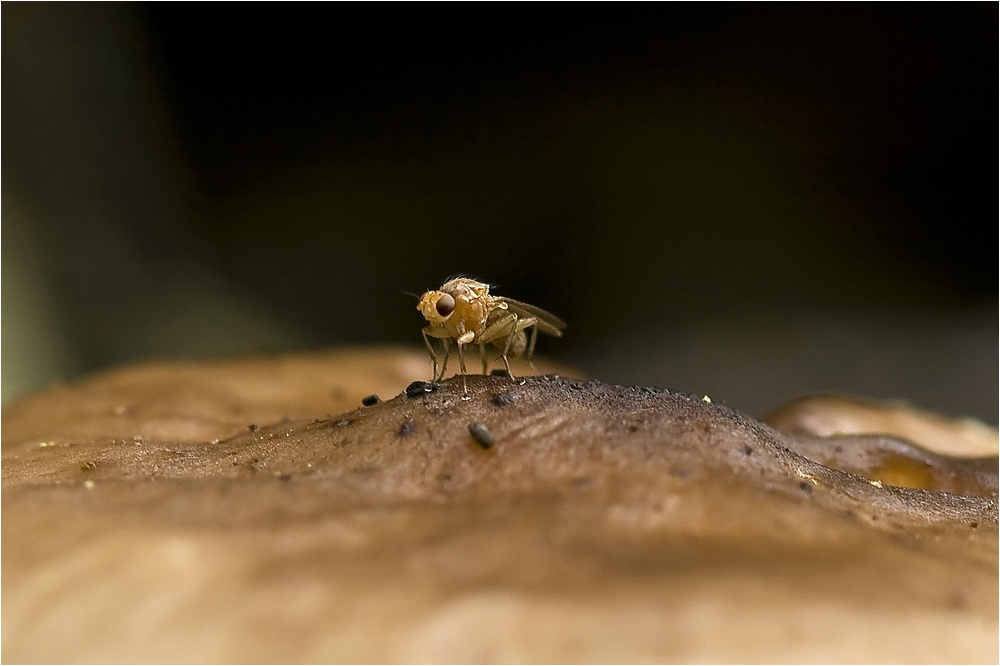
479,343 -> 488,376
436,338 -> 451,382
457,342 -> 469,398
422,327 -> 451,383
421,329 -> 438,382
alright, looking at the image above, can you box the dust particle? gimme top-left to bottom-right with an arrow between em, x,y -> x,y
491,391 -> 514,407
406,381 -> 436,398
361,394 -> 381,406
468,421 -> 494,449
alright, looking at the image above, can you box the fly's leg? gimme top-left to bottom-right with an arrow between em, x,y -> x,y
525,323 -> 541,374
436,339 -> 451,382
479,312 -> 535,381
422,329 -> 439,382
479,343 -> 489,375
423,328 -> 451,383
501,313 -> 521,383
457,342 -> 469,398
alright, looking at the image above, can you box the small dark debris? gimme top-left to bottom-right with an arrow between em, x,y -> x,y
80,461 -> 97,472
740,445 -> 754,456
970,522 -> 979,529
248,423 -> 260,432
490,368 -> 511,378
491,391 -> 514,407
398,419 -> 417,437
361,394 -> 381,406
278,473 -> 292,482
627,424 -> 638,433
468,421 -> 494,449
799,481 -> 813,494
406,381 -> 436,397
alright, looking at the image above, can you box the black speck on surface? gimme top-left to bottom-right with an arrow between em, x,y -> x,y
490,369 -> 511,378
278,473 -> 292,481
741,445 -> 754,455
491,391 -> 514,407
406,381 -> 436,398
398,419 -> 417,437
361,394 -> 381,406
468,421 -> 494,449
799,481 -> 813,494
248,423 -> 260,432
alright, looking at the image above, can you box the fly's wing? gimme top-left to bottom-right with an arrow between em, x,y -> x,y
497,298 -> 566,337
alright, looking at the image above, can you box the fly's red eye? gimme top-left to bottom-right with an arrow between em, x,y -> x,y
435,293 -> 456,317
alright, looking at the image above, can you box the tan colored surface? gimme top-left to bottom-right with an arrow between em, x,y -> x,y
765,393 -> 999,458
3,348 -> 997,663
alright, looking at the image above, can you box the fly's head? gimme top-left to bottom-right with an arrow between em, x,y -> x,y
417,290 -> 456,326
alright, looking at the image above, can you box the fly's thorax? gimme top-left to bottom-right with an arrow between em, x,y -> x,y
440,277 -> 490,301
444,293 -> 490,340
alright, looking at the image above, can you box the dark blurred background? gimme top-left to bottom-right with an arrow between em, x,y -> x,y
3,3 -> 997,422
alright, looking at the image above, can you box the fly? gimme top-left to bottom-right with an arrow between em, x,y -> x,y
416,277 -> 565,396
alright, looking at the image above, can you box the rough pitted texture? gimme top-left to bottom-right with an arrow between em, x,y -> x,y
2,348 -> 997,663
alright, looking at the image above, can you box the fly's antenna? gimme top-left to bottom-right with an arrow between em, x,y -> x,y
402,291 -> 421,300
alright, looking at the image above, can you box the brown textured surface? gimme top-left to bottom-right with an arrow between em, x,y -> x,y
2,348 -> 997,663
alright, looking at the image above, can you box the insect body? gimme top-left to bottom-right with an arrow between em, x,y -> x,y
417,277 -> 565,395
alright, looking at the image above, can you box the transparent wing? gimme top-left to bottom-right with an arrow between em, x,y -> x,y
497,298 -> 566,337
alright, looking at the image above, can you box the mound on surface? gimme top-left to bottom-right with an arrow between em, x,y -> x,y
2,348 -> 996,663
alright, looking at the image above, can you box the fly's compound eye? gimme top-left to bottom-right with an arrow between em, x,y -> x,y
435,293 -> 456,317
